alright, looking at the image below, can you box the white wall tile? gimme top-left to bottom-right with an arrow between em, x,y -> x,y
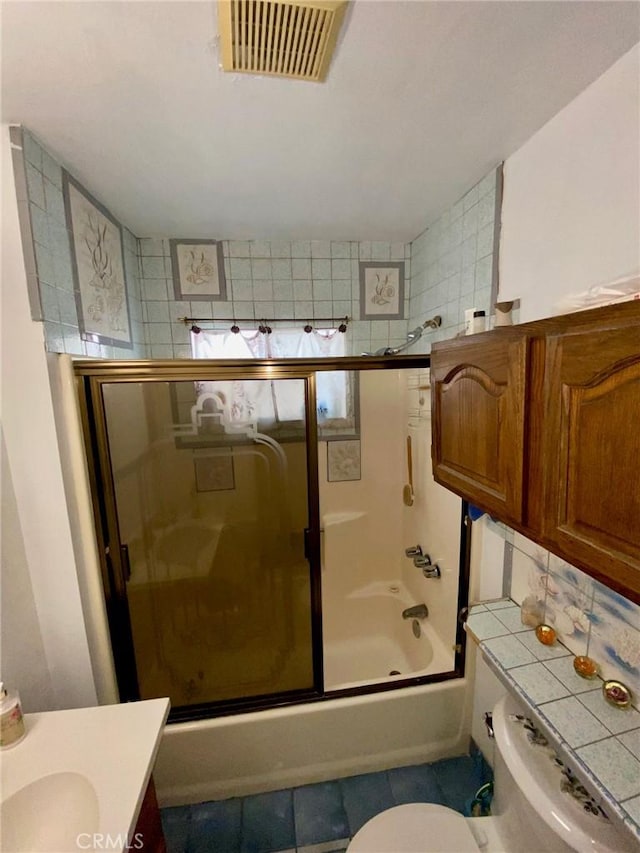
291,240 -> 311,258
331,241 -> 350,258
250,240 -> 271,257
252,258 -> 272,279
228,240 -> 250,257
310,240 -> 331,258
272,258 -> 292,279
269,241 -> 291,258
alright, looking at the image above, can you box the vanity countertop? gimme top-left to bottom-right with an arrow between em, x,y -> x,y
465,599 -> 640,847
1,697 -> 170,852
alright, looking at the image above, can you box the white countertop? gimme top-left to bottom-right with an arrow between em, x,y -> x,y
1,697 -> 169,851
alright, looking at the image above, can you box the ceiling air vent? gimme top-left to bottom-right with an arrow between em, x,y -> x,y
218,0 -> 347,82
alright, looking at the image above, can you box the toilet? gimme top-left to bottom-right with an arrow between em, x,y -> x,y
347,694 -> 635,853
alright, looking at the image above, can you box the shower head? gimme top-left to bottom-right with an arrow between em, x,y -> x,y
361,315 -> 442,356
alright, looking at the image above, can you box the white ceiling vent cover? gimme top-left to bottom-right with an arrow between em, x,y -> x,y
218,0 -> 347,82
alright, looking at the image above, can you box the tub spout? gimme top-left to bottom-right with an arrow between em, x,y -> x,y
402,603 -> 428,620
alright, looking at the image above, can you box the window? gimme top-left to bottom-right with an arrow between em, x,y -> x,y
190,328 -> 357,439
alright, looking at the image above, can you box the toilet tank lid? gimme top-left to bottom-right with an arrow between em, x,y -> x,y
492,694 -> 636,853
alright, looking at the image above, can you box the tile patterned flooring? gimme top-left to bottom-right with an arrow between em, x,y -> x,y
161,754 -> 492,853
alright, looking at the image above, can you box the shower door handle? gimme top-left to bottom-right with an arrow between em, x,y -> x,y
303,528 -> 312,560
120,543 -> 132,582
303,527 -> 323,560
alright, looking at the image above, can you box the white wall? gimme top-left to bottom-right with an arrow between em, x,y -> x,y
499,44 -> 640,322
0,435 -> 54,711
1,124 -> 97,710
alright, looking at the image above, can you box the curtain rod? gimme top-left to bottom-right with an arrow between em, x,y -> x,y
178,315 -> 350,325
178,315 -> 350,335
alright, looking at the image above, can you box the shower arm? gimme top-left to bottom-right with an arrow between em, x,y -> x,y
362,315 -> 442,356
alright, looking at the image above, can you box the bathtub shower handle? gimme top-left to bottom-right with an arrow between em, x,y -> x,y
415,555 -> 441,579
405,545 -> 423,558
423,564 -> 441,578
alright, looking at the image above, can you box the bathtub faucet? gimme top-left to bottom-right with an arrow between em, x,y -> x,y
402,603 -> 429,620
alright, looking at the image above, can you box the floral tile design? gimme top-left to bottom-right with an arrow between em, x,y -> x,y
539,696 -> 610,748
548,554 -> 595,595
510,547 -> 548,607
542,569 -> 592,658
509,662 -> 571,704
327,440 -> 361,482
592,580 -> 640,630
578,691 -> 640,735
588,584 -> 640,701
512,532 -> 549,565
576,738 -> 640,802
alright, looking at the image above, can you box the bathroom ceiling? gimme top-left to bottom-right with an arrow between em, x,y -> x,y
2,1 -> 638,241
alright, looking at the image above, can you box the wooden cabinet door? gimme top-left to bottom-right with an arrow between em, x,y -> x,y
431,331 -> 529,526
543,322 -> 640,598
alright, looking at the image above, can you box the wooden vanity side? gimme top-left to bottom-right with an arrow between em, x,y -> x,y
134,776 -> 167,853
431,330 -> 529,526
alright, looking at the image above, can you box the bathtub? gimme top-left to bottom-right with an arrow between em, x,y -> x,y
154,675 -> 471,806
323,581 -> 455,690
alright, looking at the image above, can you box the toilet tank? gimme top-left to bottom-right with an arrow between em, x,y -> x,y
491,694 -> 635,853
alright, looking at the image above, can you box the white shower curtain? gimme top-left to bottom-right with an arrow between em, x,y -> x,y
191,328 -> 347,426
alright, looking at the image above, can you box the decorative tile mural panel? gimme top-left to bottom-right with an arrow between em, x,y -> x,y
474,515 -> 640,711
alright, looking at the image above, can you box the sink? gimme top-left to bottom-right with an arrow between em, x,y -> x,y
1,771 -> 99,852
0,698 -> 169,852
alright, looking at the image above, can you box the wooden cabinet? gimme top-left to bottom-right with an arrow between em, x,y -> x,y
431,330 -> 529,527
431,300 -> 640,602
542,320 -> 640,596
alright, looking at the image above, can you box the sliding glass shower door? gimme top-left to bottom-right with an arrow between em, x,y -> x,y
88,371 -> 321,713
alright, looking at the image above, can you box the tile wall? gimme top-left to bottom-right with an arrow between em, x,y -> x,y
477,517 -> 640,711
139,238 -> 410,358
20,130 -> 145,358
19,127 -> 499,361
408,169 -> 499,351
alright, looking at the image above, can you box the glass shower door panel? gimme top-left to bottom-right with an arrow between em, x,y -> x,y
101,378 -> 315,708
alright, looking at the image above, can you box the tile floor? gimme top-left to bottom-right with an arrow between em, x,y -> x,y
161,753 -> 492,853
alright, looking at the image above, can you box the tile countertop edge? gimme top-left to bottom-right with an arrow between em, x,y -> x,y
464,614 -> 640,847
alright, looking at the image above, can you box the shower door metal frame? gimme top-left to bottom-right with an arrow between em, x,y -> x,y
75,355 -> 471,721
76,359 -> 324,719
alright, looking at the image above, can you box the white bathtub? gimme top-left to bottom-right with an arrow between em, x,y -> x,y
154,675 -> 471,806
323,582 -> 455,690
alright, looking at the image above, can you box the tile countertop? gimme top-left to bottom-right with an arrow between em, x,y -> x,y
465,600 -> 640,847
1,697 -> 170,851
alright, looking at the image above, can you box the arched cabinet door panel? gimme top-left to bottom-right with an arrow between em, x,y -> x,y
543,325 -> 640,594
431,332 -> 529,526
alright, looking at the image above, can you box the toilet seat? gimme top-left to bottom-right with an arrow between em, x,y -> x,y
347,803 -> 481,853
